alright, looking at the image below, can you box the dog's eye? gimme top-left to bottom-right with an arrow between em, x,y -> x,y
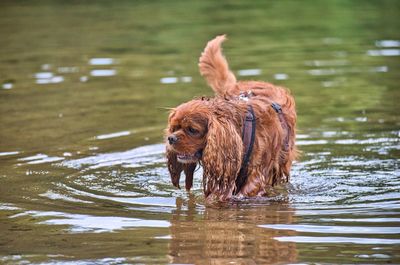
171,126 -> 180,132
187,127 -> 199,135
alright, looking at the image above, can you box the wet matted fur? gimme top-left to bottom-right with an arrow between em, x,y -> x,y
166,35 -> 297,202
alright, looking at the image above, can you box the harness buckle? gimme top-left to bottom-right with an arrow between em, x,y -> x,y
239,91 -> 254,102
271,102 -> 282,113
245,111 -> 255,121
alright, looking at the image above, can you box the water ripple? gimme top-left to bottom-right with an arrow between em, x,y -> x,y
62,143 -> 164,169
11,210 -> 170,233
18,153 -> 64,164
275,236 -> 400,245
260,224 -> 400,234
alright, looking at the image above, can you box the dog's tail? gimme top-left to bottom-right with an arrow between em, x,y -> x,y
199,35 -> 237,96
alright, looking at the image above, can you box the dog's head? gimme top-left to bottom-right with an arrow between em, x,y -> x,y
166,99 -> 244,201
166,100 -> 209,164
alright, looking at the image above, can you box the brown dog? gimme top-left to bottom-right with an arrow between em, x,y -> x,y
166,35 -> 297,202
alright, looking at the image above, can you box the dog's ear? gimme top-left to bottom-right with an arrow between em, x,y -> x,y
183,163 -> 197,191
202,115 -> 243,200
166,109 -> 182,188
166,149 -> 183,189
166,148 -> 197,191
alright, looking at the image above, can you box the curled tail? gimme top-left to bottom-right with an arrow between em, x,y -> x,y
198,35 -> 237,96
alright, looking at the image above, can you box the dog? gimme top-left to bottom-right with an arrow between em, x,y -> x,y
166,35 -> 297,202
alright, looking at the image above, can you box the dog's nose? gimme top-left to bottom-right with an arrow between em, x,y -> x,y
168,135 -> 178,145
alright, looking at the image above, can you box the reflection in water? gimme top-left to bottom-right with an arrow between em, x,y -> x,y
36,76 -> 64,84
2,82 -> 13,89
273,73 -> 288,80
0,151 -> 20,156
62,143 -> 165,169
18,153 -> 64,165
160,76 -> 192,84
34,72 -> 53,79
375,40 -> 400,47
262,224 -> 400,235
11,210 -> 170,233
307,68 -> 338,76
89,58 -> 115,66
169,196 -> 297,264
80,76 -> 89,82
237,69 -> 262,76
95,131 -> 131,140
276,236 -> 400,245
367,49 -> 400,56
160,77 -> 178,84
34,72 -> 65,84
90,69 -> 117,77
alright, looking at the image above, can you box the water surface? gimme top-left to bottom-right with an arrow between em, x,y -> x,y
0,1 -> 399,264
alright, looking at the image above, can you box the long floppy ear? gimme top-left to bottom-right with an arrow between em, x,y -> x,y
166,148 -> 197,191
165,109 -> 183,189
183,163 -> 197,191
166,148 -> 184,189
202,116 -> 243,200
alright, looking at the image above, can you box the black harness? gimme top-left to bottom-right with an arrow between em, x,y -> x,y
234,99 -> 288,195
234,105 -> 256,194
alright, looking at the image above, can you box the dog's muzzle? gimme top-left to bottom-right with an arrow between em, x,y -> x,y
177,150 -> 203,163
167,134 -> 178,145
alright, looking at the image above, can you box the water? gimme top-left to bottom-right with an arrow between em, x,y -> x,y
0,1 -> 399,264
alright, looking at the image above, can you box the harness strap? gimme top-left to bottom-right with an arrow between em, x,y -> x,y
234,105 -> 256,194
271,102 -> 290,151
234,101 -> 290,195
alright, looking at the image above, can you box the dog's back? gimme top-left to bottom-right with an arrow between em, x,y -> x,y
198,35 -> 298,185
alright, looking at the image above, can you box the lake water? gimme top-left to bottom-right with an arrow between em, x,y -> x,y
0,1 -> 399,264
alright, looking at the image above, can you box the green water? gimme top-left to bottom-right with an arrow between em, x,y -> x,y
0,1 -> 399,264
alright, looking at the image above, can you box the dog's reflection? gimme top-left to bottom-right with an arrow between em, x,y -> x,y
169,195 -> 297,264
